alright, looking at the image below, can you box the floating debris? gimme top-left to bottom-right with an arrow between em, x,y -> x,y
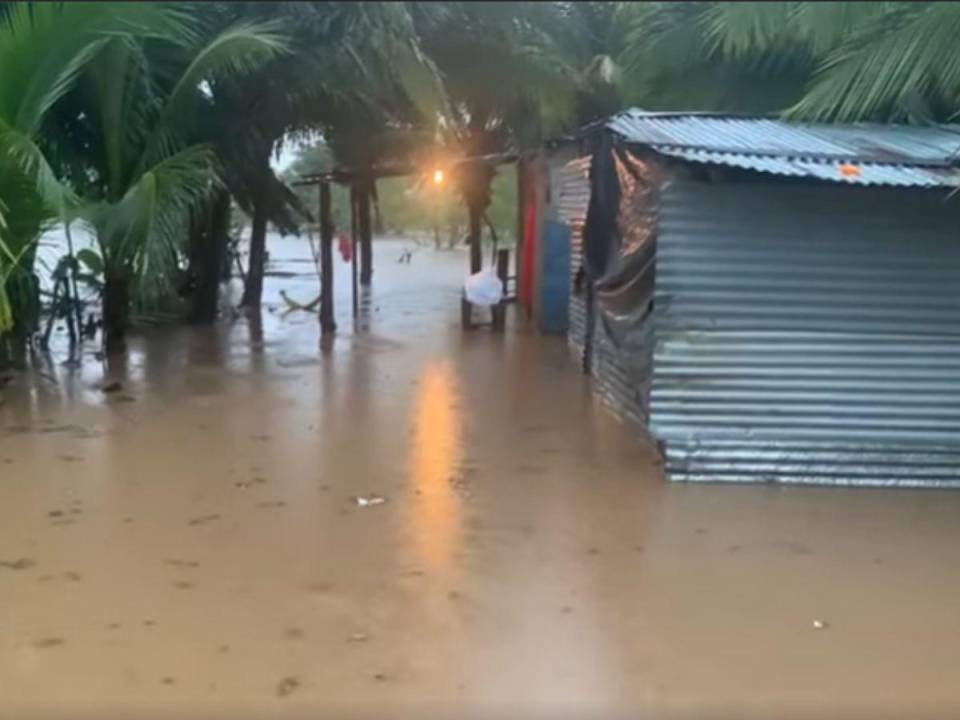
188,514 -> 221,526
352,495 -> 387,507
163,559 -> 200,568
348,632 -> 368,643
448,476 -> 471,495
0,557 -> 35,571
812,619 -> 829,630
34,637 -> 64,648
276,676 -> 300,697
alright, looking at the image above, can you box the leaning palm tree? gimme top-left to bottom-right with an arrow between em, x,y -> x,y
53,7 -> 285,348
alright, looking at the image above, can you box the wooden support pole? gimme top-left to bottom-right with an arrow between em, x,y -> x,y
492,248 -> 510,332
350,186 -> 359,319
358,180 -> 373,286
468,203 -> 483,274
516,159 -> 526,314
319,181 -> 336,334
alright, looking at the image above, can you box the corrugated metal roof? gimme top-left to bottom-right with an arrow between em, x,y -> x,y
605,110 -> 960,187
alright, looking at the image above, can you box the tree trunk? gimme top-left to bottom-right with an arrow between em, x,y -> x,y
319,182 -> 336,334
190,190 -> 230,324
0,333 -> 27,370
102,274 -> 130,353
358,181 -> 373,286
467,200 -> 483,274
240,199 -> 268,309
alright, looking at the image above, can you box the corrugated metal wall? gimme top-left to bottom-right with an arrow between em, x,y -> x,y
651,177 -> 960,486
557,156 -> 591,362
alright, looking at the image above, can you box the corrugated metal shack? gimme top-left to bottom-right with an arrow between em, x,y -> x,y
561,109 -> 960,486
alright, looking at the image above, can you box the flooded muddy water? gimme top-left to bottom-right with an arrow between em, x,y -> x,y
2,236 -> 960,719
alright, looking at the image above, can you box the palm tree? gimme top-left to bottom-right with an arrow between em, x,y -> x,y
0,2 -> 192,344
416,1 -> 576,273
622,2 -> 960,123
784,3 -> 960,122
615,2 -> 817,115
52,6 -> 285,349
199,2 -> 440,311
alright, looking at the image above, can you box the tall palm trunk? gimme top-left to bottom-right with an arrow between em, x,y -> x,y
240,150 -> 271,310
189,190 -> 230,323
461,123 -> 496,274
102,273 -> 130,352
240,198 -> 268,309
467,197 -> 483,273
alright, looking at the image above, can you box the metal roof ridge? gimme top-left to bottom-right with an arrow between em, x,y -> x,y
644,143 -> 956,167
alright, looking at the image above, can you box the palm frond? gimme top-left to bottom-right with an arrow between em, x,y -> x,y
139,20 -> 288,174
0,120 -> 73,216
91,143 -> 218,303
789,3 -> 960,121
702,2 -> 796,58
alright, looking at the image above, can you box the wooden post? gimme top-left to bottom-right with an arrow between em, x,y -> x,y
492,248 -> 510,331
319,181 -> 336,334
515,159 -> 526,313
350,185 -> 359,319
358,180 -> 373,286
468,202 -> 482,274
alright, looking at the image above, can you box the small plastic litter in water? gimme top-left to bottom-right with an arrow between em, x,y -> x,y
352,495 -> 387,507
276,676 -> 300,697
0,557 -> 35,571
348,632 -> 368,643
812,619 -> 829,630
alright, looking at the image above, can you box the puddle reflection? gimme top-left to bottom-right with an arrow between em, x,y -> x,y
408,359 -> 462,573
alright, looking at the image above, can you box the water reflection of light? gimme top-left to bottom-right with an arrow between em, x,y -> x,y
409,360 -> 461,572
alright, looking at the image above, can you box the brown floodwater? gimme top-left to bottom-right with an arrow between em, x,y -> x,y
2,237 -> 960,720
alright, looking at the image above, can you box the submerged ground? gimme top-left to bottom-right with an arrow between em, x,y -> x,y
2,236 -> 960,720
